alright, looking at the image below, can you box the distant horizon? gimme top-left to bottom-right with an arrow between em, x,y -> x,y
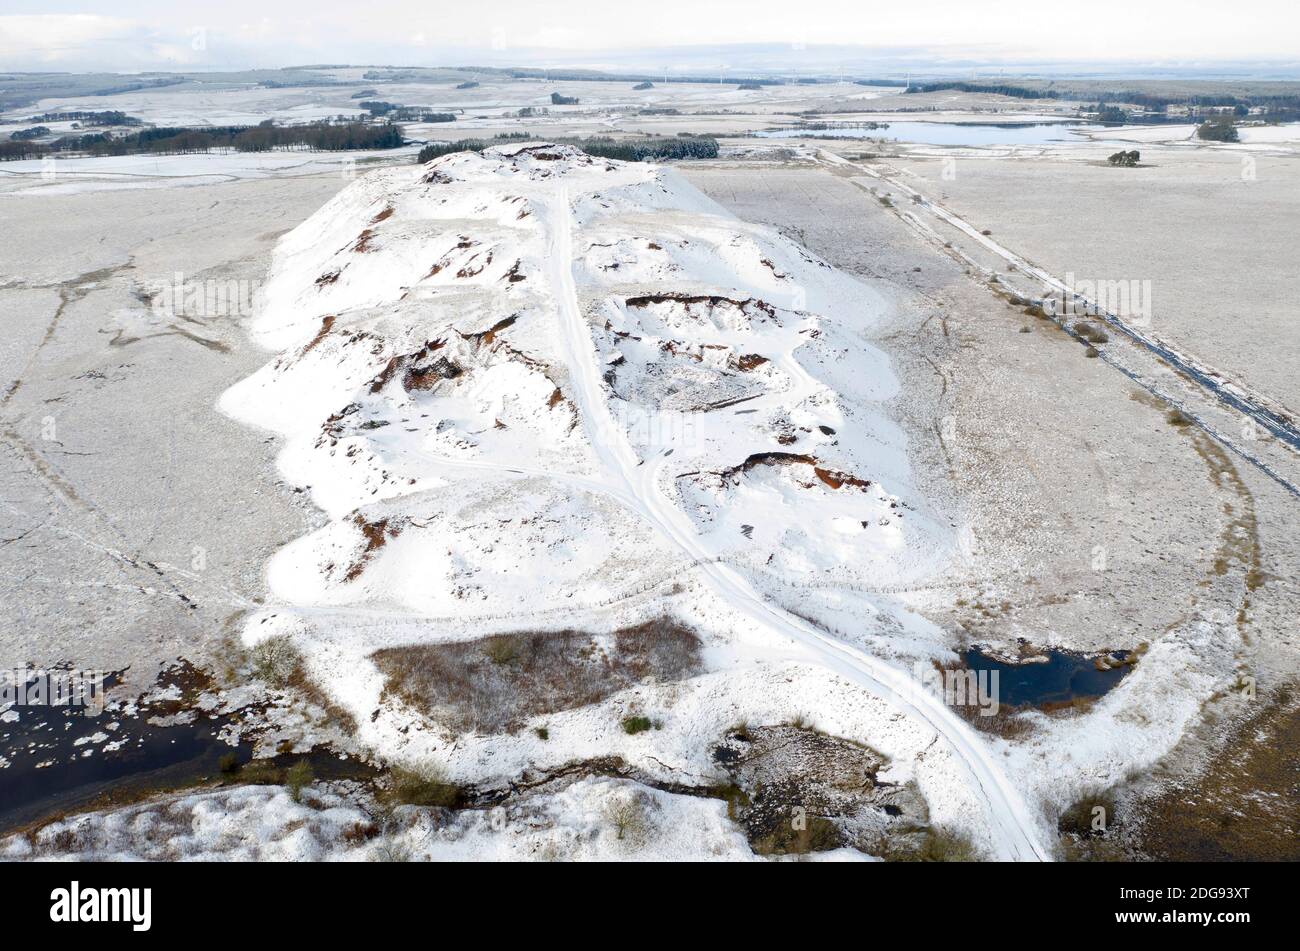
6,48 -> 1300,84
2,4 -> 1297,75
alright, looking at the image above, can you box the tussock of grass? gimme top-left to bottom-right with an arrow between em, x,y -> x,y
385,765 -> 466,809
371,617 -> 702,734
1059,790 -> 1117,837
1073,321 -> 1109,344
285,759 -> 314,802
621,715 -> 654,735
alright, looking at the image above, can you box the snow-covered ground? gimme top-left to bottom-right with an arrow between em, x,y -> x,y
5,777 -> 880,862
0,148 -> 421,196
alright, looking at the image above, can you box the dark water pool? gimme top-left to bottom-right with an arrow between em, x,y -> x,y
962,647 -> 1132,707
0,662 -> 371,834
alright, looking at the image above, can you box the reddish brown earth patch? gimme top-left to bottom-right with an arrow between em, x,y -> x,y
461,314 -> 518,348
366,339 -> 446,394
300,315 -> 337,355
813,467 -> 871,490
403,356 -> 462,392
624,292 -> 777,320
718,452 -> 871,491
343,514 -> 404,582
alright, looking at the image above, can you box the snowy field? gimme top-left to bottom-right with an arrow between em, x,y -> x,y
3,80 -> 1298,862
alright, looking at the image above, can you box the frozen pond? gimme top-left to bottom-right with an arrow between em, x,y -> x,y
756,121 -> 1098,146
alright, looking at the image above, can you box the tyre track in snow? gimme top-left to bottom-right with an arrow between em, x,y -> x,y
545,185 -> 1050,862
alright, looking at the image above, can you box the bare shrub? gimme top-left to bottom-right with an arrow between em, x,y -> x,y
249,634 -> 300,687
369,837 -> 415,862
371,617 -> 703,734
602,788 -> 655,847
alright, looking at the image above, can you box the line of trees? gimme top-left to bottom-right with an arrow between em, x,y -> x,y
1,120 -> 404,161
912,81 -> 1300,120
26,110 -> 141,126
416,135 -> 719,164
358,101 -> 456,121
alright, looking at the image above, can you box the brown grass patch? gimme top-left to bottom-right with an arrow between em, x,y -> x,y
371,617 -> 703,734
1131,686 -> 1299,860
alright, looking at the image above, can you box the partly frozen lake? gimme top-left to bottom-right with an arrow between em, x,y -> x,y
756,121 -> 1098,146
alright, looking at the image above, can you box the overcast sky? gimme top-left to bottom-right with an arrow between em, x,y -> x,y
2,2 -> 1296,72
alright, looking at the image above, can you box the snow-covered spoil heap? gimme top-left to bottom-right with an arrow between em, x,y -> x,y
220,143 -> 1041,859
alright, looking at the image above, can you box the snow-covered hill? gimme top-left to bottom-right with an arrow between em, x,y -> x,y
220,143 -> 1048,860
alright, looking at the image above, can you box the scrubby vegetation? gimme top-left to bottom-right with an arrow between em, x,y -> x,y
249,634 -> 301,688
371,617 -> 703,733
550,92 -> 579,105
750,813 -> 840,855
1107,149 -> 1140,166
384,764 -> 466,808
